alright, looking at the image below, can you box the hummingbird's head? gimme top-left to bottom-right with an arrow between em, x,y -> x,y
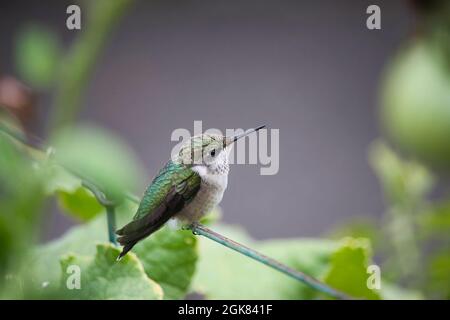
175,125 -> 265,172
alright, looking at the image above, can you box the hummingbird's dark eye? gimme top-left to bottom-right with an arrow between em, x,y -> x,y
210,149 -> 216,157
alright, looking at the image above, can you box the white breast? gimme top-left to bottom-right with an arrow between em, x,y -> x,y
176,165 -> 228,223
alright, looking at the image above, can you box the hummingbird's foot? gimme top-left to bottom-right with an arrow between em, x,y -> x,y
182,222 -> 200,234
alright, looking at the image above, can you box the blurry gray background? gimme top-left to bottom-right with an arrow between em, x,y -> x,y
0,0 -> 414,240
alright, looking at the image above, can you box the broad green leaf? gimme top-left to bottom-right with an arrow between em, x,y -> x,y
60,244 -> 163,299
51,124 -> 145,201
192,223 -> 337,299
30,215 -> 110,290
132,207 -> 218,300
328,220 -> 421,299
30,200 -> 137,290
31,200 -> 137,290
323,238 -> 380,300
45,164 -> 103,221
32,200 -> 199,299
57,187 -> 103,222
133,227 -> 197,300
15,24 -> 61,88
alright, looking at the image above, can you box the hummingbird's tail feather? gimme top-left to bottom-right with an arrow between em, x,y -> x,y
116,222 -> 164,260
115,201 -> 176,259
117,243 -> 135,261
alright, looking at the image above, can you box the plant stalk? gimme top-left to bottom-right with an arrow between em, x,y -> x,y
187,223 -> 350,300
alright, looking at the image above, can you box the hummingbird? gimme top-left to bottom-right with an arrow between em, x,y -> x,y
116,125 -> 266,259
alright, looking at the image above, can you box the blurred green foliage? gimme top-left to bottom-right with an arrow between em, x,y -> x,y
51,0 -> 134,131
60,244 -> 163,300
381,40 -> 450,170
0,127 -> 395,300
46,165 -> 103,221
133,225 -> 198,300
1,0 -> 449,301
56,187 -> 104,222
192,224 -> 389,300
329,141 -> 450,299
192,223 -> 336,299
15,24 -> 61,89
375,3 -> 450,297
51,123 -> 145,202
28,196 -> 199,300
324,238 -> 380,300
0,133 -> 45,291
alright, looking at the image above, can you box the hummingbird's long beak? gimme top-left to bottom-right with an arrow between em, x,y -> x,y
225,125 -> 266,147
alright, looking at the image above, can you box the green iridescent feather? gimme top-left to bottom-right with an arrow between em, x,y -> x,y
116,160 -> 201,258
134,160 -> 201,220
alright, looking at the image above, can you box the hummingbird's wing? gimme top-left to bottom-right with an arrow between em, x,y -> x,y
116,161 -> 200,259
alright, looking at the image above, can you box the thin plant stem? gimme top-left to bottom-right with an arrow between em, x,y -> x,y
51,0 -> 134,132
187,223 -> 350,300
106,205 -> 118,245
81,180 -> 117,245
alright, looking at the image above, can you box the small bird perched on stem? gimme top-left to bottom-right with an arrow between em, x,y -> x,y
116,125 -> 265,259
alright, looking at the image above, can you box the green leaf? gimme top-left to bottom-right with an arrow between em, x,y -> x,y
32,201 -> 198,299
30,199 -> 136,291
51,123 -> 145,201
45,164 -> 103,221
60,244 -> 163,299
30,199 -> 136,290
192,223 -> 337,299
133,226 -> 198,300
30,215 -> 109,290
15,24 -> 61,88
323,238 -> 380,300
56,187 -> 103,222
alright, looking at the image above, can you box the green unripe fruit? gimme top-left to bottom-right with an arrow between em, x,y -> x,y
380,40 -> 450,170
